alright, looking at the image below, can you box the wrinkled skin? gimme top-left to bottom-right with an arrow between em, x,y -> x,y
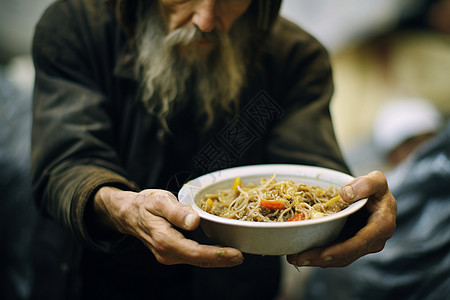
287,170 -> 397,268
94,170 -> 396,268
94,187 -> 244,267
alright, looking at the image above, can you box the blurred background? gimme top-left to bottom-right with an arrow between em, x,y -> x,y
1,0 -> 450,300
281,0 -> 450,175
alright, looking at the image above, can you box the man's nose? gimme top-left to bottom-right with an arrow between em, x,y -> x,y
192,0 -> 217,32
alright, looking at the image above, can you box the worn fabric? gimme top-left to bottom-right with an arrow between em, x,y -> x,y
302,121 -> 450,300
31,0 -> 349,299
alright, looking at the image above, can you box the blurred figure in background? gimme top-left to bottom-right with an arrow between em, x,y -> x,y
373,98 -> 443,167
0,61 -> 36,300
300,98 -> 450,299
328,0 -> 450,164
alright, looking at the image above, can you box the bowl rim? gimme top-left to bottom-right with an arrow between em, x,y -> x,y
178,164 -> 367,228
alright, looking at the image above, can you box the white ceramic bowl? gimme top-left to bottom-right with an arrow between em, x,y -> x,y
178,164 -> 367,255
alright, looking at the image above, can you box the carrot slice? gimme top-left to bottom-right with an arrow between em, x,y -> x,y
287,213 -> 306,222
260,199 -> 286,210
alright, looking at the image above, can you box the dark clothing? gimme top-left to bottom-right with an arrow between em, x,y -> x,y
31,0 -> 348,299
302,121 -> 450,300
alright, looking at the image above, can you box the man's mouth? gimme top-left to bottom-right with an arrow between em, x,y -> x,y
194,36 -> 215,47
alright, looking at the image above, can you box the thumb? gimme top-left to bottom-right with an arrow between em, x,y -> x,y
340,171 -> 388,203
141,189 -> 200,231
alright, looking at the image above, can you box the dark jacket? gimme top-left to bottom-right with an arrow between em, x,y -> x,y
31,0 -> 349,299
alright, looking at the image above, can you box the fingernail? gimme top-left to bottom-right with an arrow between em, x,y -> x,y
300,259 -> 310,266
324,256 -> 333,262
288,257 -> 309,266
230,256 -> 244,264
343,185 -> 355,200
184,214 -> 196,229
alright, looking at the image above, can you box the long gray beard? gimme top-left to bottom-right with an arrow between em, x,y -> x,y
134,5 -> 249,130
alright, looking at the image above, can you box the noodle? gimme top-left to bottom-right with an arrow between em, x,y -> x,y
200,174 -> 350,222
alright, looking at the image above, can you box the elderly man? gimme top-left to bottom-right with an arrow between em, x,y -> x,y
31,0 -> 396,299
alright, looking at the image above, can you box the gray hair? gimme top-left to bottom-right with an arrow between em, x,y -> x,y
134,2 -> 250,130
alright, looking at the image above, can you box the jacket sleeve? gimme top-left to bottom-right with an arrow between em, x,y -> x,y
264,19 -> 350,174
31,1 -> 138,252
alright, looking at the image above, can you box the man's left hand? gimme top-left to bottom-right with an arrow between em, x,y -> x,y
286,171 -> 397,267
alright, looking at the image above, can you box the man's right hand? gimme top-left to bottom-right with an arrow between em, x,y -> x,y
93,187 -> 244,267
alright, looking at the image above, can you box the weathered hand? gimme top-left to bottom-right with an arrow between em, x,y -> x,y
286,171 -> 397,267
94,187 -> 244,267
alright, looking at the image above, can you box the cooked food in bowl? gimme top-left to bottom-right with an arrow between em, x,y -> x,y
200,174 -> 349,222
178,164 -> 368,255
